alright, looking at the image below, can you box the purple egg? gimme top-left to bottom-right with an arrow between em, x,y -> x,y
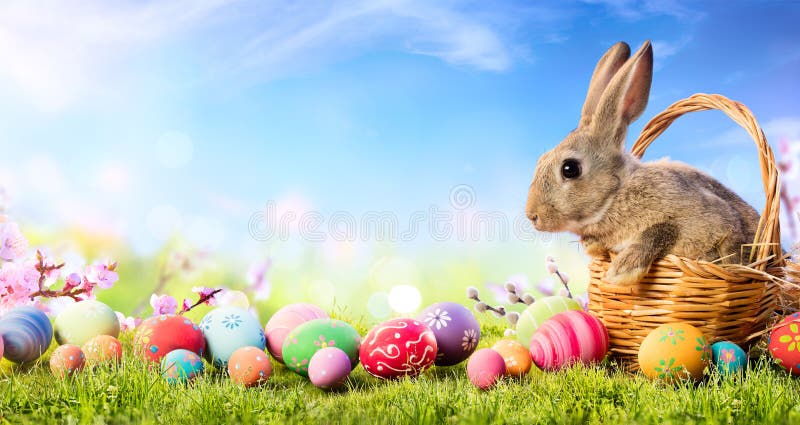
0,306 -> 53,363
417,302 -> 481,366
308,347 -> 351,390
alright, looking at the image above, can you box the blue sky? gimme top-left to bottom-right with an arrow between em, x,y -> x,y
0,0 -> 798,257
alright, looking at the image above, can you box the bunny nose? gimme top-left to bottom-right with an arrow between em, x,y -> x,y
528,212 -> 539,224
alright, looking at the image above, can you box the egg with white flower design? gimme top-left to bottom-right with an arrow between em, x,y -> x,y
416,302 -> 480,366
200,307 -> 266,367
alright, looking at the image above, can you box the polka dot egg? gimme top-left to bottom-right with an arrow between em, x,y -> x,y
492,339 -> 532,376
638,323 -> 710,383
711,341 -> 747,376
227,346 -> 272,387
200,307 -> 266,367
54,300 -> 119,346
49,344 -> 85,378
516,296 -> 582,349
162,349 -> 205,384
282,318 -> 361,378
769,312 -> 800,376
134,315 -> 205,363
309,347 -> 352,390
467,348 -> 506,390
82,335 -> 123,365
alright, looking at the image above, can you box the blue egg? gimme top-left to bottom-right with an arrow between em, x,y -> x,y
161,349 -> 205,384
711,341 -> 747,376
199,307 -> 266,367
0,306 -> 53,363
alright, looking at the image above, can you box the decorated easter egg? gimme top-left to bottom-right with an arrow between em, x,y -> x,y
309,347 -> 352,389
227,346 -> 272,387
417,302 -> 480,366
0,335 -> 3,359
54,300 -> 119,346
359,318 -> 437,380
516,296 -> 582,348
768,312 -> 800,375
638,323 -> 710,383
282,318 -> 361,377
492,339 -> 532,376
200,307 -> 266,367
467,348 -> 506,390
265,303 -> 328,364
0,306 -> 53,363
712,341 -> 747,376
162,349 -> 205,384
529,310 -> 608,371
49,344 -> 85,377
82,335 -> 123,365
134,315 -> 205,363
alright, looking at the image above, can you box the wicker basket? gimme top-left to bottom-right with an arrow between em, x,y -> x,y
587,94 -> 784,370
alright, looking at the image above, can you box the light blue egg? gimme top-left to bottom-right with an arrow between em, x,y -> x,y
0,306 -> 53,363
711,341 -> 747,376
161,349 -> 205,384
200,307 -> 266,367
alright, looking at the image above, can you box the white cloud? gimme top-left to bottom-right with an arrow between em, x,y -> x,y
651,36 -> 692,70
581,0 -> 700,21
0,0 -> 524,110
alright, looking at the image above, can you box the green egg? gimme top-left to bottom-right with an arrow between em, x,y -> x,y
54,300 -> 120,346
281,318 -> 361,377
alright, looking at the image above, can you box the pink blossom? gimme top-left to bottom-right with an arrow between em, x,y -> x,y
85,262 -> 119,289
150,293 -> 178,315
182,298 -> 192,311
0,262 -> 40,312
0,222 -> 29,261
115,311 -> 142,332
64,273 -> 82,290
247,258 -> 272,301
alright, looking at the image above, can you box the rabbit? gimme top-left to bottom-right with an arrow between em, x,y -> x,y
525,40 -> 761,285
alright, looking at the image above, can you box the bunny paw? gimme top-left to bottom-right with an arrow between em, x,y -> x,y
606,250 -> 650,285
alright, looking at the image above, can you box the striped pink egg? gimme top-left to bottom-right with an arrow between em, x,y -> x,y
528,310 -> 608,371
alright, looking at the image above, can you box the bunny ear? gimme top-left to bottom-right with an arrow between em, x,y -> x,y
579,42 -> 631,128
591,41 -> 653,149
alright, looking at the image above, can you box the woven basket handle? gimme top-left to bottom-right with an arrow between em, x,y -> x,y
630,93 -> 782,267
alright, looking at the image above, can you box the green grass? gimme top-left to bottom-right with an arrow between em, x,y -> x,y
2,319 -> 800,425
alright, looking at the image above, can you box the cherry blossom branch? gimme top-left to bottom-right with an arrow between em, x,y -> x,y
178,288 -> 222,315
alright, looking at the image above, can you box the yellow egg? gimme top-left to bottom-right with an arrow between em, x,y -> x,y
491,339 -> 532,377
638,323 -> 710,383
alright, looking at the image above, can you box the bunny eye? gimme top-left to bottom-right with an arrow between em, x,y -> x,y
561,159 -> 582,180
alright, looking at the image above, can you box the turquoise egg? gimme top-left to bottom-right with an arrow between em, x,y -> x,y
161,349 -> 205,384
200,307 -> 266,367
54,300 -> 119,346
711,341 -> 747,376
0,306 -> 53,363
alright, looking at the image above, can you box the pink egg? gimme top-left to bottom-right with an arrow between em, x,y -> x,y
0,335 -> 3,359
529,310 -> 608,371
467,348 -> 505,390
309,347 -> 352,389
264,303 -> 328,364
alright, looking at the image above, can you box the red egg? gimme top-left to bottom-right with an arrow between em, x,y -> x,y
467,348 -> 506,390
49,344 -> 85,378
82,335 -> 123,365
359,318 -> 437,380
134,315 -> 205,363
769,312 -> 800,375
264,303 -> 328,364
227,346 -> 272,387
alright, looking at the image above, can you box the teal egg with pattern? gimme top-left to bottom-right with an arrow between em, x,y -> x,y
161,349 -> 205,384
281,318 -> 361,377
516,296 -> 582,348
200,307 -> 266,367
711,341 -> 747,376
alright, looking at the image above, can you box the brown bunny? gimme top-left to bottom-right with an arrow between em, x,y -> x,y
525,41 -> 760,285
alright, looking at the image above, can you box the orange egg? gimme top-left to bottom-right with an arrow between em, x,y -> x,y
638,323 -> 710,383
82,335 -> 123,365
227,346 -> 272,387
50,344 -> 85,378
492,339 -> 533,376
